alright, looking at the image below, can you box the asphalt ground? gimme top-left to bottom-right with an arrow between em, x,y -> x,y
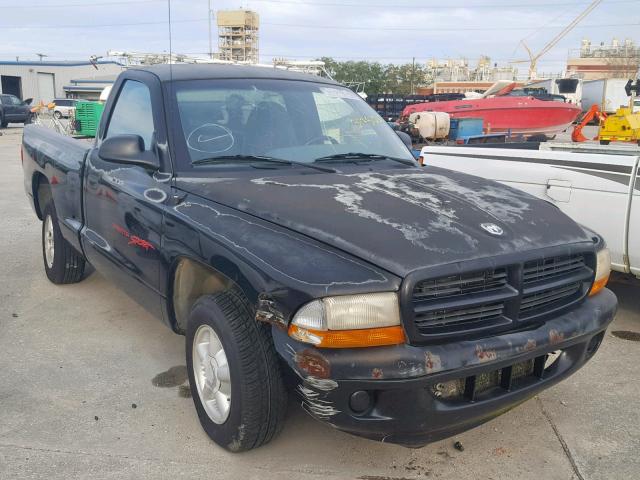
1,125 -> 638,479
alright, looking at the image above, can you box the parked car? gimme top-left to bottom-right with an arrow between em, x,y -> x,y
420,143 -> 640,278
0,94 -> 32,127
52,98 -> 78,119
22,64 -> 616,452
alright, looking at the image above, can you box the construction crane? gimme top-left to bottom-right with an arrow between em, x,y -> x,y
512,0 -> 602,80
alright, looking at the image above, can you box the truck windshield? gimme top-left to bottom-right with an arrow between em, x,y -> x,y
171,78 -> 414,168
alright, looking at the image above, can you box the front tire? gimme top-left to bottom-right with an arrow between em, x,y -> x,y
600,140 -> 610,145
186,291 -> 287,452
53,111 -> 62,119
42,203 -> 86,284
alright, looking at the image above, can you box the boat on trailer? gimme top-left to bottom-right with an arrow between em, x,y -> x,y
401,81 -> 582,137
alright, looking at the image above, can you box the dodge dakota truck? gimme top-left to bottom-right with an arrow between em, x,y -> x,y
22,65 -> 617,452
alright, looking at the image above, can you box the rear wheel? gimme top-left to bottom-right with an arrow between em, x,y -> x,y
42,203 -> 86,284
599,140 -> 610,145
53,111 -> 62,119
0,114 -> 7,128
186,291 -> 287,452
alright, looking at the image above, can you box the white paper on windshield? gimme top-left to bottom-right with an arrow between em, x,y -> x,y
320,87 -> 359,99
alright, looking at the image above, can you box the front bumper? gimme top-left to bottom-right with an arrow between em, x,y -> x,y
273,288 -> 617,446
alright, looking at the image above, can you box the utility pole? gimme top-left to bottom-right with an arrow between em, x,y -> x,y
410,57 -> 415,95
208,0 -> 213,59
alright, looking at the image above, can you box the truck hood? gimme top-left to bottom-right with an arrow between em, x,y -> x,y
176,166 -> 591,276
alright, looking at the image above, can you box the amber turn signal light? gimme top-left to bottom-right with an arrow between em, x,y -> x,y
589,248 -> 611,297
589,273 -> 610,297
288,324 -> 406,349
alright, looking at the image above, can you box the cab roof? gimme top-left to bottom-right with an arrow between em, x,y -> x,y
129,63 -> 340,85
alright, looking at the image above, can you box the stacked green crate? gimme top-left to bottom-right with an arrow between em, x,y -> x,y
74,101 -> 105,137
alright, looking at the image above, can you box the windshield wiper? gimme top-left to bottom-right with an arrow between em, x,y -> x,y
192,154 -> 335,173
313,153 -> 415,166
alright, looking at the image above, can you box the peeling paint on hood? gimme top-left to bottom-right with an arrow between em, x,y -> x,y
176,166 -> 590,276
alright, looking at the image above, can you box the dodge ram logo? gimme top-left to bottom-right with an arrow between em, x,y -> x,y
480,223 -> 504,236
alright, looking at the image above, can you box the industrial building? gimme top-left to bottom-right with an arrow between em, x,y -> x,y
566,38 -> 640,79
417,57 -> 519,95
425,57 -> 518,84
0,60 -> 123,103
216,10 -> 259,63
63,75 -> 118,100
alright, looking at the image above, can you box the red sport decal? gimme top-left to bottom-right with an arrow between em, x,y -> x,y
128,236 -> 155,251
112,224 -> 156,251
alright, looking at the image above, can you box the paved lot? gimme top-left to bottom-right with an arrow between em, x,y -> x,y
1,126 -> 638,480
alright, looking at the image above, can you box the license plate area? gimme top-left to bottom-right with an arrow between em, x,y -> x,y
431,350 -> 564,402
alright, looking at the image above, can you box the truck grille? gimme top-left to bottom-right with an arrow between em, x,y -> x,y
412,268 -> 515,336
520,254 -> 590,319
407,252 -> 594,342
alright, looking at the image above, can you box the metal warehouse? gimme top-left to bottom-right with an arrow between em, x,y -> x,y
0,60 -> 124,103
63,75 -> 118,100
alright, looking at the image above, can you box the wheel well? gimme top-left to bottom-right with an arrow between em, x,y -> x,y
33,173 -> 51,220
170,258 -> 233,334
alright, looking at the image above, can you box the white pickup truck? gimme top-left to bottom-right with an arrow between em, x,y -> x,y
420,143 -> 640,278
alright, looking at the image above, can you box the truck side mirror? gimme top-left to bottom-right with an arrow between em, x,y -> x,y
396,130 -> 413,149
98,134 -> 159,169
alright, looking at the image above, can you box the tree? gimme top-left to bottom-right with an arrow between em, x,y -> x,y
604,55 -> 640,79
318,57 -> 426,95
382,62 -> 427,95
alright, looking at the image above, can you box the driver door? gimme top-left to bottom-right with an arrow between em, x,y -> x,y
81,76 -> 173,319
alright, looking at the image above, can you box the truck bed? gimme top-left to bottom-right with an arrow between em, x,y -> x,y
22,125 -> 92,253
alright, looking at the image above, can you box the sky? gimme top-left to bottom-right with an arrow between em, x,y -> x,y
0,0 -> 638,77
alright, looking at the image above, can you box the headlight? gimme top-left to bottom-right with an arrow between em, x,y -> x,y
288,292 -> 405,348
589,247 -> 611,296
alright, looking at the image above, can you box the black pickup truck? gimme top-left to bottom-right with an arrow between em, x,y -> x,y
1,93 -> 33,127
22,65 -> 617,452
